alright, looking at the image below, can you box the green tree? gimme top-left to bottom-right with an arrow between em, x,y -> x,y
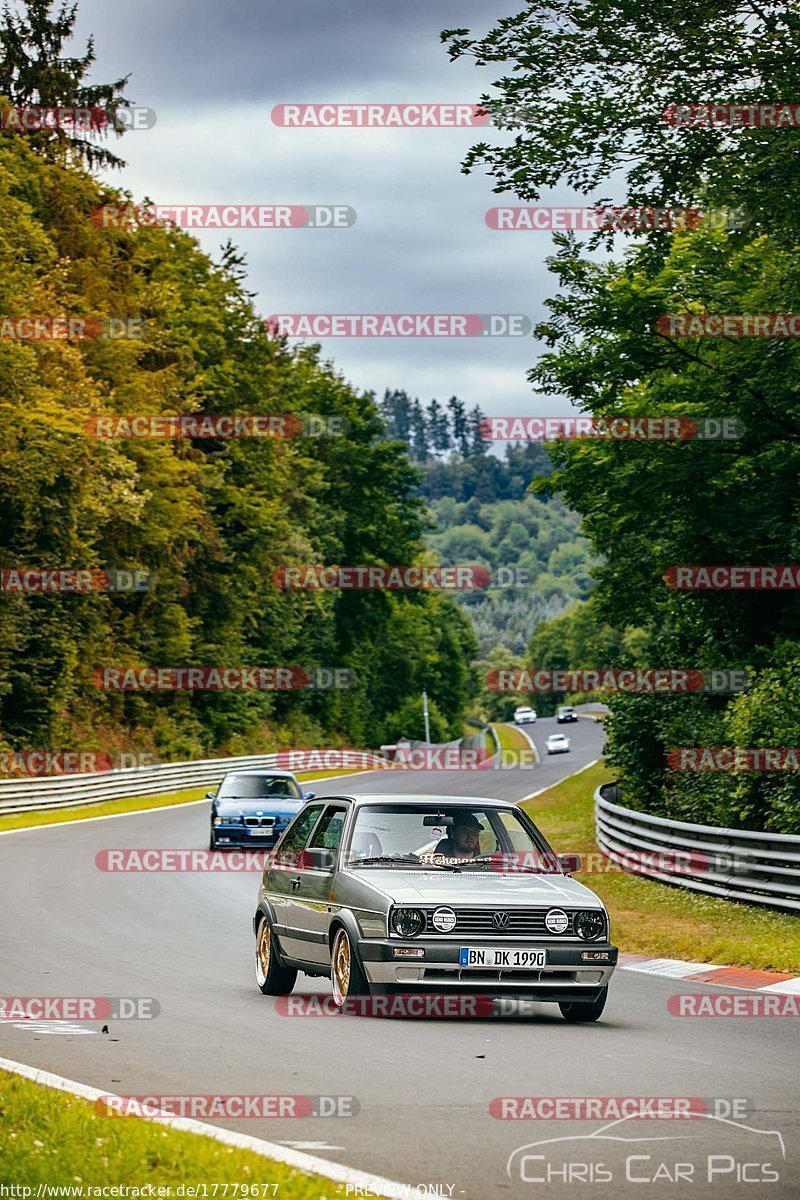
443,0 -> 800,244
0,0 -> 130,169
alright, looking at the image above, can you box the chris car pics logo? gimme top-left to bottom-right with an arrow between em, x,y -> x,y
506,1113 -> 784,1185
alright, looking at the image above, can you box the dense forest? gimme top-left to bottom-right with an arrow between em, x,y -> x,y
377,389 -> 597,655
0,4 -> 479,762
446,0 -> 800,833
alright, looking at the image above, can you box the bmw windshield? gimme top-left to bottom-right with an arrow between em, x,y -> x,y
217,775 -> 303,800
345,803 -> 560,872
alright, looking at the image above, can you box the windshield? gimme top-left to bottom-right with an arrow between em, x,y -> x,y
217,774 -> 303,801
345,803 -> 559,872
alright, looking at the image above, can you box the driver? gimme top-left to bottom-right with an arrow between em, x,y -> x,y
433,812 -> 483,859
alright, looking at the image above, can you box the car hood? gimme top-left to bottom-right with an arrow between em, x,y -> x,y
216,798 -> 303,816
343,869 -> 604,908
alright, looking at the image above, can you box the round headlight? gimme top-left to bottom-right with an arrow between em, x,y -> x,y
545,908 -> 569,934
574,910 -> 606,941
390,908 -> 425,938
431,906 -> 457,933
213,817 -> 223,826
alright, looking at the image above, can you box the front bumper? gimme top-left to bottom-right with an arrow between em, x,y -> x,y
358,939 -> 617,999
212,832 -> 281,848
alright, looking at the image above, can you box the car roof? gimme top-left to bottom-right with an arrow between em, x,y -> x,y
312,793 -> 518,809
220,768 -> 297,778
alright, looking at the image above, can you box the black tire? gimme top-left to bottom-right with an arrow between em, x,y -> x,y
559,987 -> 608,1023
330,926 -> 370,1007
255,915 -> 297,996
209,836 -> 216,851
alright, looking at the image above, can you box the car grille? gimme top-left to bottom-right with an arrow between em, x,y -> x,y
423,907 -> 577,937
244,817 -> 275,827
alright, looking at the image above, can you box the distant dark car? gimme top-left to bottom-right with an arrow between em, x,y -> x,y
557,706 -> 579,724
209,770 -> 315,850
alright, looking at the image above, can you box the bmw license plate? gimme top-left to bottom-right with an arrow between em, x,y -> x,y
459,947 -> 546,968
249,826 -> 274,836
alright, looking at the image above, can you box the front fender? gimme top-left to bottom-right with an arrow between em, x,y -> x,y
327,907 -> 367,954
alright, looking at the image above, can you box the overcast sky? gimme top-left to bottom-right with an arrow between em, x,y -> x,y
73,0 -> 582,418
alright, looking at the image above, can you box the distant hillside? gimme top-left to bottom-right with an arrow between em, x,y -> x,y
377,391 -> 598,656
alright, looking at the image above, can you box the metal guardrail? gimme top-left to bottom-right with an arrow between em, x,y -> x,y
595,782 -> 800,913
0,751 -> 388,815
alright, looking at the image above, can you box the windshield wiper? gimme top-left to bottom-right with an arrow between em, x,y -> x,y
350,854 -> 461,873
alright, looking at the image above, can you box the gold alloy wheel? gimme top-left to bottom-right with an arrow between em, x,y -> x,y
256,921 -> 271,982
332,930 -> 351,1002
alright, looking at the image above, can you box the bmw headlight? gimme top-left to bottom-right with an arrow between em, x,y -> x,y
390,908 -> 425,938
213,817 -> 223,826
574,910 -> 606,941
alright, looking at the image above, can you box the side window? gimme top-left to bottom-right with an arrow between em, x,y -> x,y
496,812 -> 531,852
310,806 -> 348,852
281,805 -> 324,851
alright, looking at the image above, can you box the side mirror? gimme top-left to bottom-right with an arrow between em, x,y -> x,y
303,846 -> 334,870
304,790 -> 316,800
558,853 -> 582,874
206,791 -> 216,800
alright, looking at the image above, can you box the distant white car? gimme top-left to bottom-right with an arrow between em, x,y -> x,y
546,733 -> 570,754
513,706 -> 537,725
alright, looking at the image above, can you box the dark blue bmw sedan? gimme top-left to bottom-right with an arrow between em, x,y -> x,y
208,769 -> 315,850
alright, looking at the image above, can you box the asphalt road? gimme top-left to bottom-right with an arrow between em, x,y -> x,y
2,717 -> 799,1197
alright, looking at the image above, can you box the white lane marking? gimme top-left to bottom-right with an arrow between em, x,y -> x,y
0,1056 -> 414,1198
279,1142 -> 345,1150
2,1021 -> 96,1036
622,958 -> 718,979
502,722 -> 540,763
520,758 -> 600,802
0,770 -> 373,839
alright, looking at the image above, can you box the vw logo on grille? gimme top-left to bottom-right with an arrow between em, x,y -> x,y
492,910 -> 510,930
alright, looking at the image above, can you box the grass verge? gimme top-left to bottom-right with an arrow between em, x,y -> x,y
0,1068 -> 339,1195
0,768 -> 368,835
522,761 -> 800,974
493,722 -> 533,754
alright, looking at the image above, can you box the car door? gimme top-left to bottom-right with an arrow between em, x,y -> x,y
266,803 -> 325,951
283,803 -> 349,966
